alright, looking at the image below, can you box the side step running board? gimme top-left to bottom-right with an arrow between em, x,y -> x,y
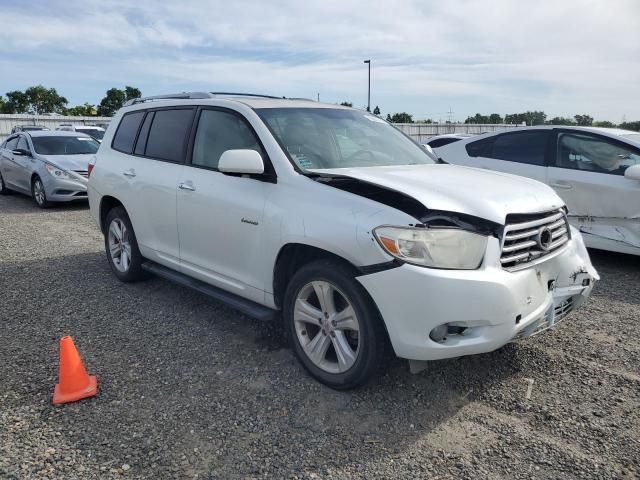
141,261 -> 278,322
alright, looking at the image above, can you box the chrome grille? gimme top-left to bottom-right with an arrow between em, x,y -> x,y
73,170 -> 89,178
501,210 -> 570,271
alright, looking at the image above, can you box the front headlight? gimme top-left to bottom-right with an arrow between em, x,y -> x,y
45,164 -> 71,179
373,226 -> 488,269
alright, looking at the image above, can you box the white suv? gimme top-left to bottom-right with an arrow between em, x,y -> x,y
88,92 -> 598,389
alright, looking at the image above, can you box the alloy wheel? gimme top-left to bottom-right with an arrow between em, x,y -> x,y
108,218 -> 132,273
293,280 -> 361,374
33,179 -> 46,205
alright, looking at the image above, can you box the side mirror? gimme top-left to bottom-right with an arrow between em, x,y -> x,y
12,148 -> 31,156
624,164 -> 640,181
218,149 -> 264,175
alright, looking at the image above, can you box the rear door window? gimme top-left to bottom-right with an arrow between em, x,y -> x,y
144,109 -> 195,162
112,111 -> 145,154
489,131 -> 549,166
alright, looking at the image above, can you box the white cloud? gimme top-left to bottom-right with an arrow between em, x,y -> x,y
0,0 -> 638,120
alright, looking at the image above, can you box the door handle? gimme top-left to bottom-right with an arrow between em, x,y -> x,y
122,169 -> 136,178
550,182 -> 573,190
178,181 -> 196,191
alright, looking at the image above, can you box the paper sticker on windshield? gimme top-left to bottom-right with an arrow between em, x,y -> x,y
77,137 -> 93,141
291,153 -> 314,169
363,114 -> 386,123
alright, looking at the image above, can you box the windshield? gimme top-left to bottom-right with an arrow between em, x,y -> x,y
79,128 -> 105,140
32,136 -> 100,155
256,108 -> 436,171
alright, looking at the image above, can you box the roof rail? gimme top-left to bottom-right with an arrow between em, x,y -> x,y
209,92 -> 282,99
124,92 -> 213,106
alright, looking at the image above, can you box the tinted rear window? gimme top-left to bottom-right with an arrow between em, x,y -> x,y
134,112 -> 154,155
112,112 -> 145,154
465,137 -> 494,157
144,109 -> 195,162
428,137 -> 461,148
490,131 -> 549,166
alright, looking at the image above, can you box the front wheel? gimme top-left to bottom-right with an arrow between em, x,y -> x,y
104,206 -> 145,282
0,171 -> 11,195
283,260 -> 389,389
32,176 -> 49,208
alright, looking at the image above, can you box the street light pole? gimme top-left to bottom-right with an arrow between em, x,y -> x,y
364,59 -> 371,112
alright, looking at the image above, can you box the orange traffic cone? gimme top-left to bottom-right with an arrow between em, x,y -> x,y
52,336 -> 97,405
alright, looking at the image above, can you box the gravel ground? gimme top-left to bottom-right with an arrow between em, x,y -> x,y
1,193 -> 639,480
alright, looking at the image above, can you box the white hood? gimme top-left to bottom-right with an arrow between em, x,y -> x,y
40,154 -> 94,172
314,164 -> 565,224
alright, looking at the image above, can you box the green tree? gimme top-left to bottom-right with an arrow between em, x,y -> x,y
65,103 -> 96,116
340,101 -> 353,107
593,120 -> 615,128
464,113 -> 489,124
505,111 -> 546,126
124,86 -> 141,102
23,85 -> 68,114
373,105 -> 381,116
386,113 -> 392,122
4,90 -> 30,113
488,113 -> 503,124
97,86 -> 142,116
574,114 -> 594,126
389,112 -> 413,123
547,116 -> 576,125
619,121 -> 640,131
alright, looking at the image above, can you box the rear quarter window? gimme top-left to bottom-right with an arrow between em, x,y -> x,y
112,111 -> 145,154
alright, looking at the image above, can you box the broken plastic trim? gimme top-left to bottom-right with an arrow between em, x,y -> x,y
307,172 -> 502,237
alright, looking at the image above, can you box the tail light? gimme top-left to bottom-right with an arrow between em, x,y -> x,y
87,156 -> 96,177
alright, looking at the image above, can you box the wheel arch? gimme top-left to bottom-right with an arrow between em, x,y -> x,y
99,195 -> 126,234
272,243 -> 361,309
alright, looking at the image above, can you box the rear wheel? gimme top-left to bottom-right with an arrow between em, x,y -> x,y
105,206 -> 145,282
284,260 -> 389,389
32,176 -> 49,208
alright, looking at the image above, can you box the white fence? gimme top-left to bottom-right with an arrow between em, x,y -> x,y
396,123 -> 525,143
0,114 -> 112,141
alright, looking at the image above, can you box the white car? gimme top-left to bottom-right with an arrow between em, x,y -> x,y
57,124 -> 106,142
436,126 -> 640,255
423,133 -> 475,149
88,93 -> 598,389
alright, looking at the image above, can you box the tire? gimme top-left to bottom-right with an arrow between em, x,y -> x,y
0,171 -> 10,195
104,206 -> 145,282
31,176 -> 50,208
283,259 -> 389,389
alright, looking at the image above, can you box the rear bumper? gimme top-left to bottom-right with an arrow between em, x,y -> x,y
357,229 -> 598,361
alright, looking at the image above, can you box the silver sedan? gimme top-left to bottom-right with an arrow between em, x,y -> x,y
0,131 -> 98,208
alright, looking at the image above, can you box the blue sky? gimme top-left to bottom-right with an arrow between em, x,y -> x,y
0,0 -> 638,122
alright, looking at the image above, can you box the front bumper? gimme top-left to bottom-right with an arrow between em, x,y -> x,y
357,229 -> 598,361
42,173 -> 88,202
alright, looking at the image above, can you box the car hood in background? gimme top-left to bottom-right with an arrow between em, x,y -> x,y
313,164 -> 565,225
39,154 -> 94,172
